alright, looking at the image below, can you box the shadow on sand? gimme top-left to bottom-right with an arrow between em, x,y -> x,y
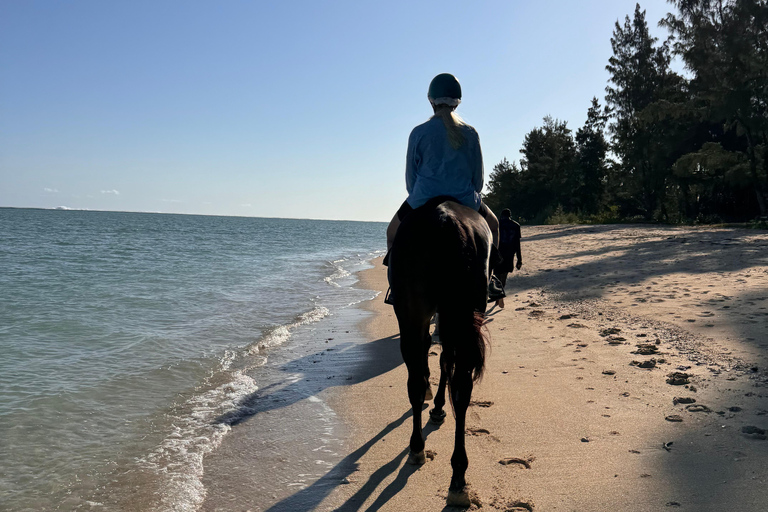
264,406 -> 442,512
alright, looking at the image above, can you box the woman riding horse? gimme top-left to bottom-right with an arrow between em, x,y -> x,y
385,73 -> 501,304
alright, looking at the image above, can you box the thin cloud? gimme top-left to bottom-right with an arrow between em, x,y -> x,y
240,203 -> 252,208
44,187 -> 59,193
101,189 -> 120,195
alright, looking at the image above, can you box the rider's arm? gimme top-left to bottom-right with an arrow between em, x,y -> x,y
405,130 -> 420,195
470,129 -> 484,193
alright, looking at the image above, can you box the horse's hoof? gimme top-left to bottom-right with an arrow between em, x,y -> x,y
446,488 -> 472,508
424,384 -> 434,401
429,408 -> 446,425
407,450 -> 426,465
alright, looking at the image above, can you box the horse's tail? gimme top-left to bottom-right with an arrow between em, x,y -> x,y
439,306 -> 488,416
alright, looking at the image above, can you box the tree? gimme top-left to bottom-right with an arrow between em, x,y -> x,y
513,116 -> 578,220
606,3 -> 682,220
574,98 -> 610,214
662,0 -> 768,217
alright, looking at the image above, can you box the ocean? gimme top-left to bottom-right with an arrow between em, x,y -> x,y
0,208 -> 386,511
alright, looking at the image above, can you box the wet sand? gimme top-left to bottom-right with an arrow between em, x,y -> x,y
303,225 -> 768,511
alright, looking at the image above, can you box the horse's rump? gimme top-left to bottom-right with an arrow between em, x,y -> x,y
390,196 -> 490,382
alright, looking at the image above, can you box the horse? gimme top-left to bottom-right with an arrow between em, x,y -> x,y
388,196 -> 490,507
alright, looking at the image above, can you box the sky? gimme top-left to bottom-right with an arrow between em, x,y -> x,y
0,0 -> 679,222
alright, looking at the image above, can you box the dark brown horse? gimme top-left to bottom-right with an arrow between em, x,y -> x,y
388,196 -> 490,507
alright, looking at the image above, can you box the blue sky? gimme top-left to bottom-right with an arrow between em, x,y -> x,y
1,1 -> 677,221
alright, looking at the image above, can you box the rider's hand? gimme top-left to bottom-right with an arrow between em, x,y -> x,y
516,260 -> 522,270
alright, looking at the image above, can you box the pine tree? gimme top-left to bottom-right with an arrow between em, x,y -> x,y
606,4 -> 680,220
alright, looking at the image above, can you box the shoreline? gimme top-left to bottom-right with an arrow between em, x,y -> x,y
309,225 -> 768,511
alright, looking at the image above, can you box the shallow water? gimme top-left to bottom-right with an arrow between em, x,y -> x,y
0,208 -> 385,511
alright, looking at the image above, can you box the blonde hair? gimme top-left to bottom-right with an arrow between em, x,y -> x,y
432,105 -> 466,150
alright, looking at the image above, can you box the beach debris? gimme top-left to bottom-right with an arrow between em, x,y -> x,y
567,323 -> 587,328
630,358 -> 657,369
666,372 -> 691,385
665,415 -> 684,422
600,327 -> 621,337
580,437 -> 590,442
629,449 -> 641,454
425,449 -> 437,460
602,369 -> 616,375
632,344 -> 659,355
741,426 -> 767,440
640,473 -> 652,478
686,404 -> 711,413
663,442 -> 674,451
341,477 -> 352,484
673,397 -> 696,405
499,457 -> 532,469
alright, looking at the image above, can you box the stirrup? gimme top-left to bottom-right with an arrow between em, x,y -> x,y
384,287 -> 395,306
488,275 -> 506,302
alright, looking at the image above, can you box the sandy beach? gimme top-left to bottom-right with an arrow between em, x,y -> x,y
279,224 -> 768,512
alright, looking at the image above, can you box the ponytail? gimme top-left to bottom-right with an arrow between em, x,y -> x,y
432,105 -> 466,150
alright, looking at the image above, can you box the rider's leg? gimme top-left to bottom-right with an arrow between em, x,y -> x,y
386,212 -> 401,251
483,207 -> 499,247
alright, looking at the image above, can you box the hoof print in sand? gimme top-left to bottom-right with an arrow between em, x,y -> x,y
508,501 -> 534,512
685,404 -> 711,413
741,426 -> 767,440
567,323 -> 588,328
602,369 -> 616,375
630,358 -> 657,369
600,327 -> 622,337
673,397 -> 696,405
607,337 -> 626,345
529,310 -> 545,317
469,400 -> 494,408
665,414 -> 684,422
467,427 -> 491,436
666,372 -> 691,385
498,457 -> 532,469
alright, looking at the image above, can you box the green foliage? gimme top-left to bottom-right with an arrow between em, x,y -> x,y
484,1 -> 767,225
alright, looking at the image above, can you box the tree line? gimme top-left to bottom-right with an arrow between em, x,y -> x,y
484,0 -> 768,225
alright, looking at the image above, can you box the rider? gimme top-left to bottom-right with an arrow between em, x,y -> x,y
386,73 -> 499,252
385,73 -> 501,305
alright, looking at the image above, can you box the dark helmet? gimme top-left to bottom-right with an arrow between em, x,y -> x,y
501,209 -> 512,218
428,73 -> 462,105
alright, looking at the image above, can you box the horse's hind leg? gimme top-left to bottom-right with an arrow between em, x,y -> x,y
447,363 -> 474,507
399,317 -> 432,465
429,350 -> 448,424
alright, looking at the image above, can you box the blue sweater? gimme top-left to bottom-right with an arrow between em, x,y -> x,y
405,116 -> 484,210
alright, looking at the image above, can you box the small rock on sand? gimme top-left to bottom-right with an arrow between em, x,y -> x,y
666,372 -> 691,385
633,344 -> 659,355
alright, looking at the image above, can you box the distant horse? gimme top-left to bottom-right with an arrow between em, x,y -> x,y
388,196 -> 490,507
